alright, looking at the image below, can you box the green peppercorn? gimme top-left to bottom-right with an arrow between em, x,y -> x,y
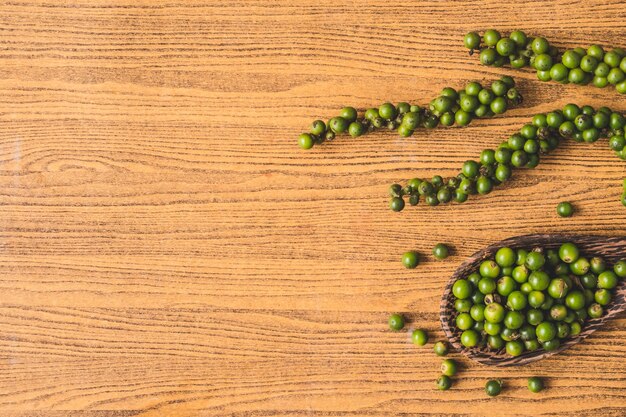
298,133 -> 315,150
570,257 -> 590,275
556,202 -> 574,217
348,121 -> 365,137
525,252 -> 545,271
594,289 -> 612,306
441,359 -> 457,377
559,242 -> 580,264
536,321 -> 556,342
396,102 -> 411,115
565,290 -> 585,310
597,271 -> 618,289
476,176 -> 493,194
388,313 -> 404,331
433,341 -> 449,356
485,379 -> 502,397
508,31 -> 527,48
389,197 -> 405,212
570,321 -> 582,336
490,97 -> 507,114
460,329 -> 480,347
455,299 -> 472,313
412,329 -> 428,346
464,32 -> 481,49
433,243 -> 450,260
480,48 -> 497,65
494,247 -> 516,267
364,108 -> 379,121
479,260 -> 501,279
550,63 -> 569,81
588,303 -> 603,319
402,251 -> 419,269
527,377 -> 544,393
436,375 -> 452,390
378,103 -> 397,120
329,116 -> 349,133
527,309 -> 544,326
453,279 -> 473,299
484,303 -> 505,323
614,259 -> 626,277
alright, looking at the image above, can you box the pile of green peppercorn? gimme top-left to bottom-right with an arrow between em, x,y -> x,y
297,77 -> 521,150
449,243 -> 626,356
389,103 -> 626,211
464,29 -> 626,94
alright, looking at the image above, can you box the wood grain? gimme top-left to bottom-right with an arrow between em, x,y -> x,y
0,0 -> 625,415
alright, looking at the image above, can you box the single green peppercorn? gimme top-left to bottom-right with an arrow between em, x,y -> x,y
298,133 -> 315,150
484,303 -> 505,323
485,379 -> 503,397
588,303 -> 603,319
460,329 -> 480,347
436,375 -> 452,390
433,340 -> 449,356
441,359 -> 457,377
536,321 -> 556,342
528,271 -> 549,290
389,197 -> 405,212
401,251 -> 419,269
559,243 -> 580,264
556,202 -> 574,217
396,102 -> 411,114
565,290 -> 585,310
478,277 -> 497,295
388,313 -> 404,331
453,279 -> 473,299
412,329 -> 428,346
433,243 -> 450,260
456,312 -> 474,330
490,97 -> 507,114
570,257 -> 590,275
464,32 -> 481,49
476,176 -> 493,194
597,271 -> 618,289
505,340 -> 524,356
480,260 -> 501,279
525,252 -> 545,271
527,309 -> 544,326
614,259 -> 626,277
595,289 -> 612,306
310,120 -> 326,136
339,107 -> 357,123
378,103 -> 397,120
543,338 -> 561,351
528,377 -> 544,393
480,48 -> 497,65
348,121 -> 365,137
455,299 -> 472,313
329,116 -> 349,133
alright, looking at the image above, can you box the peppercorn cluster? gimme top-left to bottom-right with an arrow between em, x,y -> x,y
389,104 -> 626,211
449,243 -> 626,356
464,29 -> 626,93
296,76 -> 521,150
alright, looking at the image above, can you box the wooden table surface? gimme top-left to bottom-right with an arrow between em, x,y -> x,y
1,1 -> 626,416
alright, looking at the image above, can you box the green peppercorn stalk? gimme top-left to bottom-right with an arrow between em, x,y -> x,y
296,76 -> 523,150
464,29 -> 626,94
390,103 -> 626,212
450,242 -> 626,358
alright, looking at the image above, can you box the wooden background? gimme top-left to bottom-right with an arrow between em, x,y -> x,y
0,0 -> 625,415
